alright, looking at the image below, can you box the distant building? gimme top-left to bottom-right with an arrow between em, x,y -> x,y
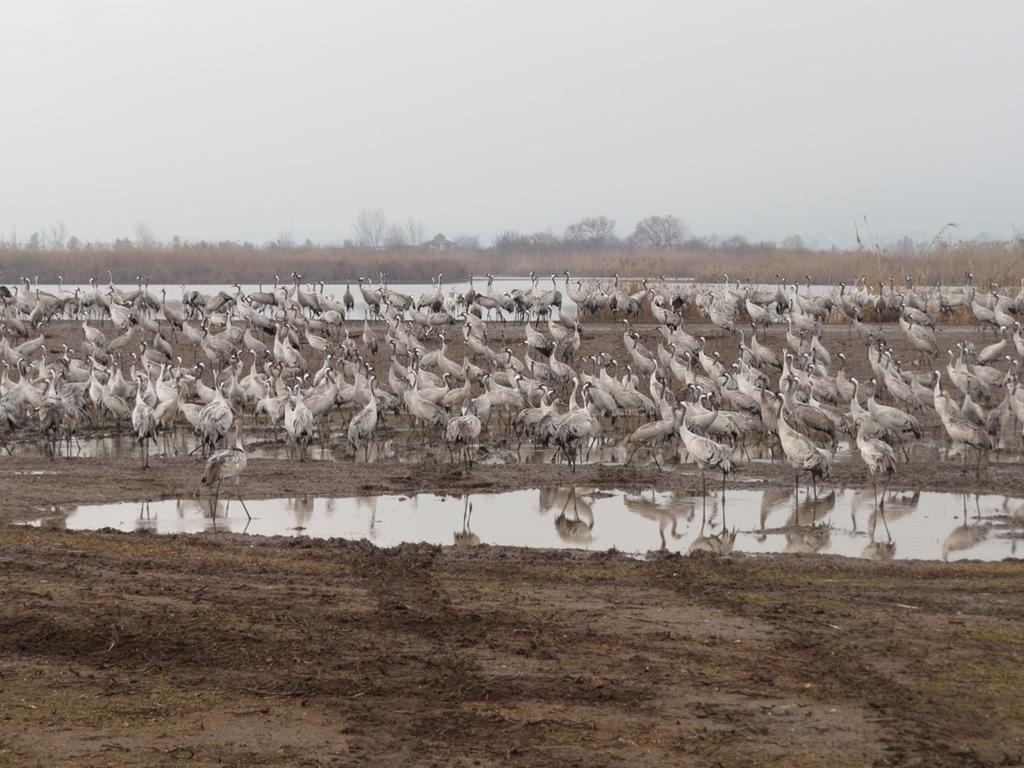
423,233 -> 457,249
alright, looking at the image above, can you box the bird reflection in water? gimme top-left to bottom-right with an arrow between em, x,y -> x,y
689,523 -> 736,555
552,488 -> 594,547
862,505 -> 895,560
775,486 -> 836,553
135,500 -> 156,533
38,504 -> 72,530
453,497 -> 479,546
784,526 -> 830,554
942,493 -> 988,562
288,495 -> 315,531
864,489 -> 917,532
624,490 -> 692,551
757,488 -> 794,536
788,487 -> 836,528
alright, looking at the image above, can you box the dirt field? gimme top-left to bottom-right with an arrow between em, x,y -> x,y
1,319 -> 1022,765
1,526 -> 1023,767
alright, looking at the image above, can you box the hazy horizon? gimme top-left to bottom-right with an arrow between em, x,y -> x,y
2,1 -> 1021,248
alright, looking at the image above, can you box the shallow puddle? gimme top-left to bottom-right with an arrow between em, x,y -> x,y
23,487 -> 1024,562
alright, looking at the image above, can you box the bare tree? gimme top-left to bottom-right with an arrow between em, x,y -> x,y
530,230 -> 560,248
384,223 -> 408,248
565,215 -> 617,246
46,221 -> 67,249
492,230 -> 531,251
720,234 -> 751,250
779,234 -> 805,251
631,214 -> 686,249
273,231 -> 295,248
134,222 -> 158,247
353,207 -> 388,248
404,217 -> 426,247
454,234 -> 480,249
892,235 -> 916,256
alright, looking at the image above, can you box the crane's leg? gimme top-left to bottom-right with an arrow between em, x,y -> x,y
811,473 -> 818,502
236,478 -> 251,520
701,471 -> 707,517
879,505 -> 892,541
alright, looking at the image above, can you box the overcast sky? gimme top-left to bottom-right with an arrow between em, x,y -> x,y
1,1 -> 1021,248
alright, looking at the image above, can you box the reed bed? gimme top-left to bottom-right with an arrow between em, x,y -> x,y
0,240 -> 1019,287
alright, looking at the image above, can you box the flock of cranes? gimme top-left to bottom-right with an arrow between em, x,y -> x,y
1,270 -> 1024,515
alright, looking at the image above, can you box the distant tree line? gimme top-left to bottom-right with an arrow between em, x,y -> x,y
2,210 -> 1022,287
4,210 -> 1016,258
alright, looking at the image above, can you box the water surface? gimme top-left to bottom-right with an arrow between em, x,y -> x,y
25,487 -> 1024,562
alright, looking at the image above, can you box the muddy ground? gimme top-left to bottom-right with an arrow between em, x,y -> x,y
0,319 -> 1022,765
1,527 -> 1023,766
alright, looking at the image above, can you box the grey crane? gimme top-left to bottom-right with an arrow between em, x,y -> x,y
131,375 -> 159,468
200,418 -> 251,520
445,402 -> 483,466
776,393 -> 831,501
677,402 -> 737,515
854,416 -> 896,510
347,376 -> 379,461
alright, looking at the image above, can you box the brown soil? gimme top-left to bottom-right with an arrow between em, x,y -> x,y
1,527 -> 1022,766
1,320 -> 1022,765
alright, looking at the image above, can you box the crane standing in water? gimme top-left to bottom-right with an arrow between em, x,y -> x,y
200,417 -> 251,520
